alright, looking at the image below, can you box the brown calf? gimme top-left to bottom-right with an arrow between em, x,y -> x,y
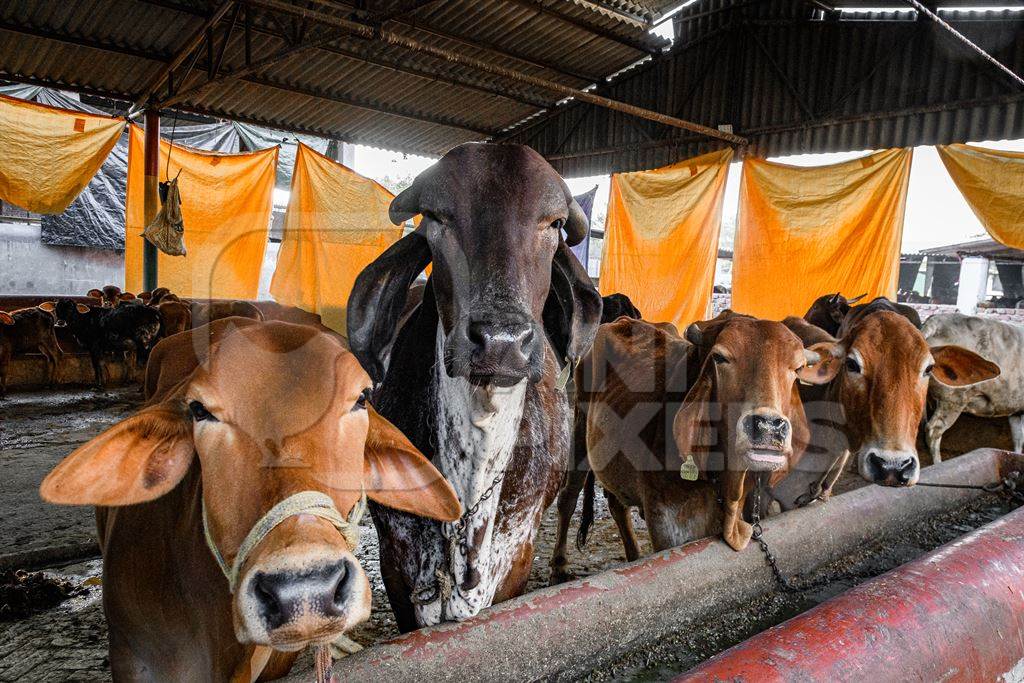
0,306 -> 63,396
156,299 -> 192,339
87,285 -> 136,308
577,314 -> 831,556
772,306 -> 1000,509
41,320 -> 460,680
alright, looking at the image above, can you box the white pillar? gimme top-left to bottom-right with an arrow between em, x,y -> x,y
957,257 -> 990,315
340,141 -> 355,168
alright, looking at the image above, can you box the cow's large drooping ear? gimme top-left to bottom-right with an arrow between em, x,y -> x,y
0,311 -> 13,325
543,239 -> 602,365
40,402 -> 194,506
364,406 -> 461,522
930,345 -> 1000,387
87,288 -> 103,300
798,342 -> 844,385
672,361 -> 719,479
347,232 -> 432,383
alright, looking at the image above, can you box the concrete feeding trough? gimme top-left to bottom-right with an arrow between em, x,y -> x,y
309,448 -> 1024,682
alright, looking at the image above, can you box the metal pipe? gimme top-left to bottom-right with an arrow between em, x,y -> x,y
901,0 -> 1024,90
678,504 -> 1024,681
245,0 -> 747,144
143,109 -> 160,293
132,0 -> 236,110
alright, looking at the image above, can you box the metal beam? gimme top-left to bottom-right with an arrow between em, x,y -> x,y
499,0 -> 663,55
246,0 -> 747,144
240,74 -> 497,135
133,0 -> 551,109
294,0 -> 602,83
546,90 -> 1024,162
132,0 -> 236,109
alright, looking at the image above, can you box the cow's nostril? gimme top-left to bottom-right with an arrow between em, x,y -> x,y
328,559 -> 354,615
252,572 -> 286,630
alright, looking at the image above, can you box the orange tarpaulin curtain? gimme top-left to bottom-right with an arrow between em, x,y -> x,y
599,149 -> 733,329
124,124 -> 277,299
270,143 -> 403,335
0,94 -> 124,214
937,143 -> 1024,249
731,148 -> 912,321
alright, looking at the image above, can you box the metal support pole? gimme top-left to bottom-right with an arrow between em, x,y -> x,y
143,109 -> 160,293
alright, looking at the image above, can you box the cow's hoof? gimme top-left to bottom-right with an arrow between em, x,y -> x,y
548,568 -> 576,586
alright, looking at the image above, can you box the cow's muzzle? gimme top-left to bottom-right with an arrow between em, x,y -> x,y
447,314 -> 541,386
860,447 -> 919,487
737,410 -> 791,471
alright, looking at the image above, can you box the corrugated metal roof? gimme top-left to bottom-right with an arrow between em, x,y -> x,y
0,0 -> 670,156
501,0 -> 1024,175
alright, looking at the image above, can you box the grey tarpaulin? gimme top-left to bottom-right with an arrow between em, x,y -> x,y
569,186 -> 597,266
234,123 -> 329,190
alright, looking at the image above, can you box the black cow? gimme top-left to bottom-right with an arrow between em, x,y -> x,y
53,299 -> 161,388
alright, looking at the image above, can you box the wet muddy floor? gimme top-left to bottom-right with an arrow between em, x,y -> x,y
0,388 -> 1017,681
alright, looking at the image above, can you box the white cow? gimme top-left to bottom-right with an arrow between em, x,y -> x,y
923,312 -> 1018,460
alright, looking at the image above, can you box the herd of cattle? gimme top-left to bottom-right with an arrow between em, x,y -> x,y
11,143 -> 1022,680
0,284 -> 264,396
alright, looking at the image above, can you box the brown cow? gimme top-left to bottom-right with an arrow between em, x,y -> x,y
577,314 -> 834,556
156,299 -> 192,339
87,285 -> 137,308
771,303 -> 1000,509
0,305 -> 64,396
192,300 -> 265,328
41,320 -> 461,680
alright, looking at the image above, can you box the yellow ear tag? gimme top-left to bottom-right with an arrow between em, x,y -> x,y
680,454 -> 699,481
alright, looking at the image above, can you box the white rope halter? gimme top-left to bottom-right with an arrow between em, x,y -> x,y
202,490 -> 367,594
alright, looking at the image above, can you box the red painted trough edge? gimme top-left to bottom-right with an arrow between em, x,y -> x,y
290,449 -> 1024,682
677,505 -> 1024,683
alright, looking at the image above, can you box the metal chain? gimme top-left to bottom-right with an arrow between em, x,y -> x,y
753,472 -> 1024,594
750,485 -> 798,593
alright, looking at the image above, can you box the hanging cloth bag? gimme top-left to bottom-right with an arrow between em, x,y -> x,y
143,173 -> 186,256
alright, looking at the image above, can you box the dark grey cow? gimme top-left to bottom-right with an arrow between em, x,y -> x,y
347,143 -> 602,630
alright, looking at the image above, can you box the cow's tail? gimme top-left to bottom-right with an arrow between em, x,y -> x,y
575,470 -> 596,550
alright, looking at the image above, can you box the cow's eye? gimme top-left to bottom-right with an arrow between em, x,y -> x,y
550,218 -> 566,231
189,400 -> 216,422
845,357 -> 861,374
924,363 -> 935,377
352,389 -> 369,412
712,351 -> 729,365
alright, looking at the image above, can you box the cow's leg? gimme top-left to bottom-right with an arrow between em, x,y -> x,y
38,338 -> 62,388
926,402 -> 962,464
606,493 -> 641,562
90,349 -> 105,390
548,470 -> 587,585
0,346 -> 9,398
1010,414 -> 1024,453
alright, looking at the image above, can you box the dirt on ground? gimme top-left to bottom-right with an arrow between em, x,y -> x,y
0,387 -> 1017,682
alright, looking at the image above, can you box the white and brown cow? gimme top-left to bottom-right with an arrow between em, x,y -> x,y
922,312 -> 1023,460
41,319 -> 460,680
575,313 -> 832,555
347,143 -> 602,630
773,301 -> 1000,509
